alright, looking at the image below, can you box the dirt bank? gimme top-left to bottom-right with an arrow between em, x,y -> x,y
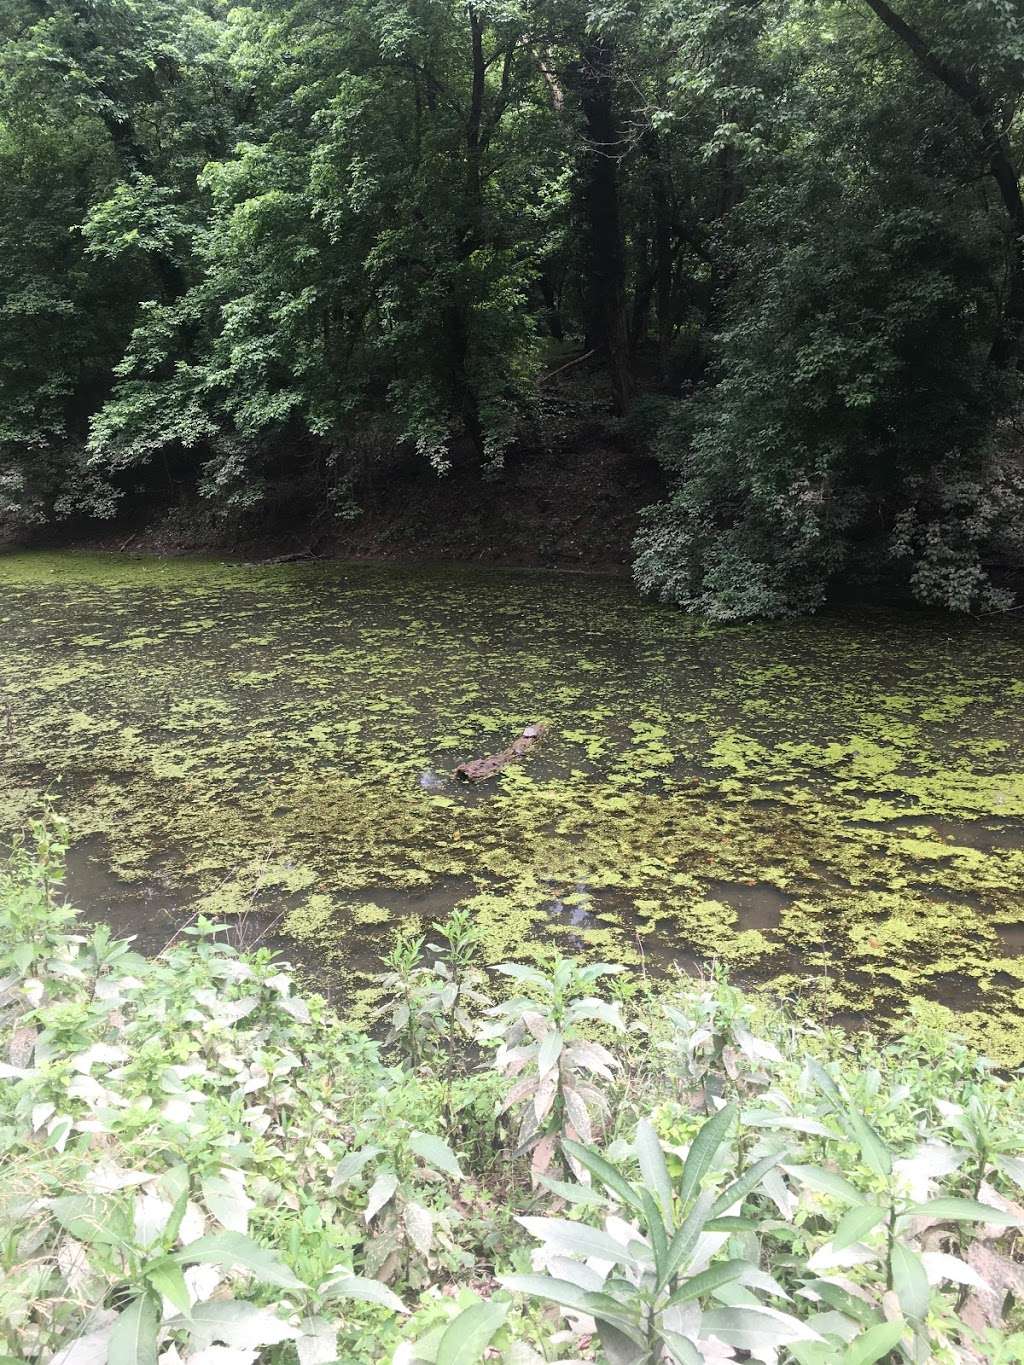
25,441 -> 665,573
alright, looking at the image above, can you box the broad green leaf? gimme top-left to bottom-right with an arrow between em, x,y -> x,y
334,1146 -> 382,1187
409,1131 -> 462,1179
498,1274 -> 644,1339
660,1329 -> 702,1365
679,1104 -> 736,1207
597,1317 -> 648,1364
787,1164 -> 864,1206
404,1200 -> 434,1256
742,1110 -> 834,1138
704,1216 -> 757,1232
47,1330 -> 113,1365
322,1274 -> 405,1313
174,1231 -> 302,1288
494,964 -> 548,986
890,1242 -> 929,1321
831,1203 -> 887,1252
843,1320 -> 907,1364
167,1300 -> 299,1350
517,1216 -> 640,1267
789,1346 -> 840,1365
364,1170 -> 399,1222
996,1154 -> 1024,1191
537,1175 -> 609,1208
699,1305 -> 821,1349
666,1257 -> 749,1307
201,1171 -> 252,1234
164,1182 -> 190,1247
537,1029 -> 563,1076
296,1318 -> 338,1365
437,1301 -> 509,1365
108,1294 -> 158,1365
707,1152 -> 782,1220
636,1119 -> 674,1224
843,1111 -> 892,1180
659,1190 -> 715,1290
808,1059 -> 845,1109
639,1188 -> 669,1275
899,1197 -> 1022,1227
561,1139 -> 644,1213
50,1194 -> 127,1247
143,1255 -> 191,1313
804,1279 -> 878,1329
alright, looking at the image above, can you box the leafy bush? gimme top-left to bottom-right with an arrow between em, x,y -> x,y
1,821 -> 1023,1363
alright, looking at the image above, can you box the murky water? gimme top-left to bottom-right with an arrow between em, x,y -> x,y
1,552 -> 1022,1057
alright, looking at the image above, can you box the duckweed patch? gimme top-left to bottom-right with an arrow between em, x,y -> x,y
2,551 -> 1023,1059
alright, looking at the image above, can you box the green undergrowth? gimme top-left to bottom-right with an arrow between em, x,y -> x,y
2,819 -> 1024,1364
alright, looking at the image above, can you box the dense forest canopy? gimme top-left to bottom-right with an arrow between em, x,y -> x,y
1,0 -> 1023,617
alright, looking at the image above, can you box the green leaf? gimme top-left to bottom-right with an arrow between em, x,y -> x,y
640,1187 -> 669,1276
537,1029 -> 563,1076
807,1059 -> 845,1109
842,1320 -> 907,1364
890,1242 -> 929,1321
409,1131 -> 462,1179
174,1231 -> 303,1288
537,1175 -> 609,1208
322,1274 -> 406,1313
108,1294 -> 158,1365
704,1216 -> 757,1232
659,1190 -> 715,1289
832,1203 -> 887,1252
364,1170 -> 399,1222
636,1119 -> 674,1224
699,1305 -> 819,1349
517,1216 -> 641,1267
561,1139 -> 644,1213
50,1194 -> 126,1246
436,1301 -> 509,1365
707,1152 -> 782,1220
333,1146 -> 382,1187
899,1197 -> 1022,1227
163,1182 -> 191,1247
494,964 -> 548,986
842,1110 -> 892,1180
808,1063 -> 892,1180
804,1279 -> 878,1329
143,1255 -> 191,1313
787,1164 -> 864,1206
498,1274 -> 644,1340
665,1258 -> 749,1307
679,1104 -> 736,1207
597,1317 -> 648,1364
660,1329 -> 702,1365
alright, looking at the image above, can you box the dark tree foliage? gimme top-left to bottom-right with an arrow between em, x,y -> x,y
1,0 -> 1022,615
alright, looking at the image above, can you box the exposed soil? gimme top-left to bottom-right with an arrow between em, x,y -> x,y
22,440 -> 665,574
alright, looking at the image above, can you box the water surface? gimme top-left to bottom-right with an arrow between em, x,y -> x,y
1,553 -> 1022,1057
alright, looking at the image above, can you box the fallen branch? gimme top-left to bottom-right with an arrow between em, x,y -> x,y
539,350 -> 594,384
453,723 -> 548,782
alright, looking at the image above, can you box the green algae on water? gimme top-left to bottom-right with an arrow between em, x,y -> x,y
2,550 -> 1023,1061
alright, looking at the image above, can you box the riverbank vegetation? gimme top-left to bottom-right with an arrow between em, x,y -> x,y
3,818 -> 1023,1363
2,1 -> 1024,614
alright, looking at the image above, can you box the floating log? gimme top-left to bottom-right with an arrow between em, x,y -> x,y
453,723 -> 548,783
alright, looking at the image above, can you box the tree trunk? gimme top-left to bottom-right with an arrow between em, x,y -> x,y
578,39 -> 634,414
446,4 -> 486,451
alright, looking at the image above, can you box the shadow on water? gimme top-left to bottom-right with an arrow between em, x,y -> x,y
64,837 -> 327,981
703,880 -> 791,933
